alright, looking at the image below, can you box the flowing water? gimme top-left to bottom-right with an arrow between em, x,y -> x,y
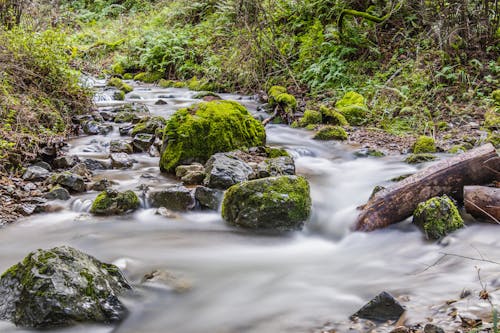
0,82 -> 499,333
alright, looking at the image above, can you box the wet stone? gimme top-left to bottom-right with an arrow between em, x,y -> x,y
90,179 -> 116,192
149,186 -> 195,211
110,140 -> 133,154
424,324 -> 445,333
110,153 -> 135,169
351,291 -> 405,322
195,186 -> 223,210
119,124 -> 134,136
23,166 -> 50,181
33,161 -> 52,171
83,158 -> 111,170
51,172 -> 86,193
132,133 -> 155,152
44,186 -> 71,201
203,153 -> 253,189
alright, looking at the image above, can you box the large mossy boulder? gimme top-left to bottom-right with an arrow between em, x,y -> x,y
413,195 -> 464,239
90,190 -> 140,215
0,246 -> 130,328
222,175 -> 311,231
160,101 -> 266,173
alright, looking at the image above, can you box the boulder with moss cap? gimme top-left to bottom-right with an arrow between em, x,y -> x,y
160,100 -> 266,173
413,195 -> 464,239
90,190 -> 140,215
0,246 -> 130,328
222,175 -> 311,231
413,135 -> 437,154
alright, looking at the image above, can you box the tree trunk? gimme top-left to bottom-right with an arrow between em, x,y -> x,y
354,144 -> 499,232
464,186 -> 500,223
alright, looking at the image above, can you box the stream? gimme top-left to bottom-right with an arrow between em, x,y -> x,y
0,82 -> 499,333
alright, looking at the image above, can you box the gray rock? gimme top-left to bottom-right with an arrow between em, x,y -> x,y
82,120 -> 101,135
254,156 -> 295,179
90,179 -> 116,192
90,190 -> 140,215
99,111 -> 114,121
44,186 -> 71,201
132,133 -> 155,152
119,124 -> 134,136
176,163 -> 205,178
155,207 -> 179,219
33,161 -> 52,171
195,186 -> 223,210
148,145 -> 160,157
424,324 -> 445,333
203,153 -> 253,189
23,166 -> 50,181
110,153 -> 135,169
110,140 -> 133,154
222,175 -> 311,231
0,246 -> 130,328
155,99 -> 168,105
83,158 -> 111,170
16,204 -> 36,216
149,186 -> 195,211
70,163 -> 92,180
98,124 -> 113,135
351,291 -> 405,322
390,327 -> 409,333
51,172 -> 86,193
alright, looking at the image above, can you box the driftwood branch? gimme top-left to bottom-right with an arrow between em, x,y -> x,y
464,186 -> 500,224
262,105 -> 280,126
355,144 -> 499,232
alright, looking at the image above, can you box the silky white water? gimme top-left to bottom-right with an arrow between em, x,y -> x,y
0,84 -> 498,333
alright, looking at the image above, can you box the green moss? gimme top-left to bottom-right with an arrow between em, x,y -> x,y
413,195 -> 464,239
123,73 -> 134,80
265,147 -> 290,158
305,124 -> 318,131
111,63 -> 124,75
160,100 -> 266,173
487,131 -> 500,148
405,153 -> 437,164
313,125 -> 348,141
173,81 -> 187,88
113,90 -> 125,101
158,79 -> 174,88
133,72 -> 163,83
335,91 -> 365,108
492,89 -> 500,105
114,111 -> 138,123
90,190 -> 140,215
413,135 -> 436,153
131,116 -> 167,136
483,109 -> 499,130
193,91 -> 221,99
187,77 -> 214,91
268,85 -> 297,111
437,121 -> 449,131
107,78 -> 133,93
337,105 -> 368,126
299,109 -> 322,126
320,106 -> 349,126
448,145 -> 466,154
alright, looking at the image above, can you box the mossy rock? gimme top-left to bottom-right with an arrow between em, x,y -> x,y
221,175 -> 311,231
111,63 -> 124,75
268,85 -> 297,111
0,246 -> 130,328
405,153 -> 437,164
483,109 -> 500,130
131,116 -> 167,136
448,145 -> 467,154
173,81 -> 187,88
413,135 -> 437,153
487,131 -> 500,148
193,91 -> 221,100
133,72 -> 163,83
313,126 -> 348,141
335,91 -> 365,108
320,106 -> 349,126
413,195 -> 464,239
299,109 -> 322,126
107,78 -> 133,94
158,79 -> 174,88
90,190 -> 140,215
160,100 -> 266,173
187,77 -> 215,91
265,147 -> 289,158
123,73 -> 134,80
337,105 -> 368,126
492,89 -> 500,105
113,90 -> 125,101
114,111 -> 139,124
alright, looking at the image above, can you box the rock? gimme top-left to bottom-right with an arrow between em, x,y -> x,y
181,171 -> 205,185
83,158 -> 111,170
222,175 -> 311,230
23,166 -> 50,181
90,179 -> 116,192
413,195 -> 464,240
90,190 -> 140,215
404,153 -> 437,164
98,124 -> 113,135
119,124 -> 134,136
148,145 -> 160,157
195,186 -> 223,210
44,186 -> 71,201
254,156 -> 295,178
313,125 -> 348,141
33,161 -> 52,171
155,99 -> 168,105
69,163 -> 92,180
110,140 -> 133,154
131,116 -> 167,136
132,133 -> 155,152
82,120 -> 101,135
413,135 -> 437,154
149,186 -> 195,211
155,207 -> 179,219
390,327 -> 409,333
52,155 -> 79,169
299,109 -> 322,126
175,163 -> 205,178
51,172 -> 86,193
141,269 -> 191,292
99,111 -> 114,121
351,291 -> 405,322
16,204 -> 36,216
203,153 -> 254,189
335,91 -> 368,126
0,246 -> 130,328
113,111 -> 139,124
110,153 -> 135,169
160,101 -> 266,173
424,324 -> 445,333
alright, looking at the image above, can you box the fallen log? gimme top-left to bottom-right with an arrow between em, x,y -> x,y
355,143 -> 499,232
464,186 -> 500,223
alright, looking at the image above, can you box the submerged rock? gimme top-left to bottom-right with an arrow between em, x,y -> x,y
351,291 -> 405,322
413,195 -> 464,240
0,246 -> 130,328
160,101 -> 266,173
203,153 -> 253,189
222,175 -> 311,231
149,186 -> 195,211
90,190 -> 140,215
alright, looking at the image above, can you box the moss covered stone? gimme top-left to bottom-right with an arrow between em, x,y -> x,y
320,106 -> 349,126
133,72 -> 163,83
268,85 -> 297,112
193,91 -> 221,100
335,92 -> 368,126
160,100 -> 266,173
299,109 -> 322,126
221,175 -> 311,231
413,195 -> 464,239
484,109 -> 499,130
0,246 -> 130,328
492,89 -> 500,105
413,135 -> 437,153
313,125 -> 348,141
90,190 -> 140,215
113,90 -> 125,101
187,77 -> 215,91
405,153 -> 437,164
335,91 -> 365,108
131,116 -> 167,136
107,78 -> 133,94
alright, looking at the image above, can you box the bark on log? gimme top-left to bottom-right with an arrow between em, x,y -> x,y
464,186 -> 500,223
355,144 -> 499,232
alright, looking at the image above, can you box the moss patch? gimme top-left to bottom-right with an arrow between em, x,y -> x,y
405,153 -> 437,164
320,106 -> 349,126
313,125 -> 348,140
160,100 -> 266,173
107,78 -> 133,93
133,72 -> 163,83
413,195 -> 464,239
299,109 -> 322,126
131,116 -> 167,136
413,135 -> 436,153
90,190 -> 140,215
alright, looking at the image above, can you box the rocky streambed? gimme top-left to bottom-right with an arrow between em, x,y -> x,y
0,79 -> 499,333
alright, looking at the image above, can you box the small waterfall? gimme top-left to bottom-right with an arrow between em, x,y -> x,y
71,198 -> 93,213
